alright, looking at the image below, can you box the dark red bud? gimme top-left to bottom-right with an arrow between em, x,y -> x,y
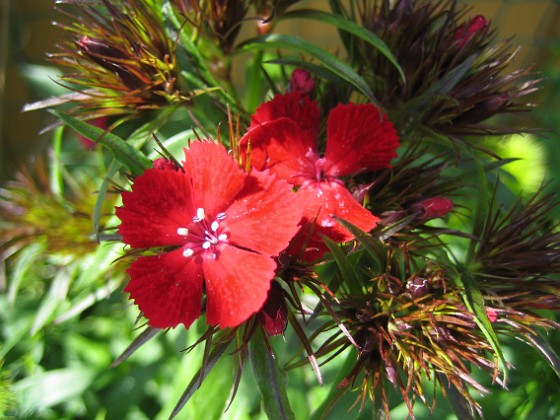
453,15 -> 488,48
258,282 -> 288,336
410,196 -> 454,221
289,69 -> 314,96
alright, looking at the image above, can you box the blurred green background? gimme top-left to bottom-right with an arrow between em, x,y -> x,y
1,1 -> 560,419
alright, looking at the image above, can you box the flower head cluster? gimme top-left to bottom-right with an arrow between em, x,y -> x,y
358,0 -> 539,137
49,0 -> 187,118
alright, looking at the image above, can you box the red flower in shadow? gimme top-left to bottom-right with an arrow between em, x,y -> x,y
240,93 -> 399,258
116,141 -> 302,329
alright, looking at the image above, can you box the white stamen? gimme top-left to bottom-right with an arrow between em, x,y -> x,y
211,221 -> 219,231
216,212 -> 227,221
183,248 -> 194,257
177,227 -> 189,236
193,207 -> 206,222
202,241 -> 212,250
218,233 -> 228,241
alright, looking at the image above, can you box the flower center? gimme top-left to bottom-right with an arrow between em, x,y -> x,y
177,208 -> 228,259
298,149 -> 344,190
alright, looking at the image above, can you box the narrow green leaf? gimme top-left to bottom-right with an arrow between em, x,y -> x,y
322,235 -> 362,295
52,110 -> 151,175
8,242 -> 45,306
249,328 -> 295,420
280,9 -> 405,83
333,217 -> 387,271
457,270 -> 507,382
170,340 -> 231,419
236,34 -> 378,105
31,267 -> 72,335
13,367 -> 96,414
438,373 -> 476,420
55,278 -> 122,324
93,159 -> 120,238
49,126 -> 64,198
111,327 -> 161,368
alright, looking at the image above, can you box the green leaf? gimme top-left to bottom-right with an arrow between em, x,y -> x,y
456,270 -> 507,382
49,126 -> 64,198
111,327 -> 161,368
280,9 -> 405,83
322,235 -> 362,295
52,110 -> 151,175
236,34 -> 379,105
8,242 -> 46,305
93,159 -> 120,238
170,340 -> 231,419
12,367 -> 96,415
249,328 -> 295,420
333,217 -> 389,271
31,267 -> 72,335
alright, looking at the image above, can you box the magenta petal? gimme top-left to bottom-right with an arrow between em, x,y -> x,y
117,166 -> 196,248
226,169 -> 303,256
183,140 -> 247,215
324,103 -> 399,177
124,249 -> 204,329
298,181 -> 380,242
203,245 -> 276,328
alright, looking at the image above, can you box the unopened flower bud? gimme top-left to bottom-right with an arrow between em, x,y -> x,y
410,196 -> 454,222
258,282 -> 288,336
453,15 -> 488,48
289,69 -> 314,96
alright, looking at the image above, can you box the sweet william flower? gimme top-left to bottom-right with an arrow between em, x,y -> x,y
240,93 -> 399,253
116,141 -> 303,329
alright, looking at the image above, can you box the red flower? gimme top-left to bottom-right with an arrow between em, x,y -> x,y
116,141 -> 303,329
240,93 -> 399,252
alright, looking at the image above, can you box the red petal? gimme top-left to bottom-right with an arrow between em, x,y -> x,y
226,169 -> 303,256
249,92 -> 320,135
183,140 -> 246,216
323,103 -> 399,177
240,119 -> 316,184
297,181 -> 379,242
203,245 -> 276,328
117,166 -> 196,248
124,249 -> 204,329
